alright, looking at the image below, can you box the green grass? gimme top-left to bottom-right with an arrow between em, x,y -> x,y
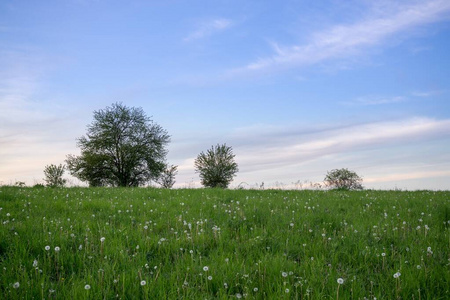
0,187 -> 448,299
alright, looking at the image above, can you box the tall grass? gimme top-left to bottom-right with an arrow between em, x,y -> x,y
0,187 -> 448,299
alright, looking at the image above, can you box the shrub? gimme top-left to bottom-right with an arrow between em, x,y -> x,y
194,144 -> 238,188
43,164 -> 67,187
157,165 -> 178,188
324,168 -> 363,190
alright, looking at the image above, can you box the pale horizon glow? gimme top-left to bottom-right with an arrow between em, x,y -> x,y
1,0 -> 449,190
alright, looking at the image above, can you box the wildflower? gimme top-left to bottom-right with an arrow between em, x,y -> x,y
381,253 -> 386,257
84,284 -> 91,290
54,246 -> 60,252
78,245 -> 83,250
417,265 -> 421,269
253,287 -> 258,292
13,282 -> 20,289
282,272 -> 288,277
33,260 -> 38,268
45,246 -> 50,251
208,276 -> 213,280
337,278 -> 344,284
203,266 -> 209,272
393,272 -> 401,279
140,280 -> 146,286
236,293 -> 242,299
100,237 -> 105,243
285,288 -> 290,293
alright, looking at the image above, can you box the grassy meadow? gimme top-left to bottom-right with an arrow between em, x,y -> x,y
0,186 -> 448,299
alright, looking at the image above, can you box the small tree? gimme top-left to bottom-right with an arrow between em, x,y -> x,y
44,164 -> 67,187
157,165 -> 178,188
324,168 -> 363,190
194,144 -> 238,188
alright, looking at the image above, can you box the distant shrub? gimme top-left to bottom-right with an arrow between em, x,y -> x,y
43,164 -> 67,187
194,144 -> 238,188
33,183 -> 45,188
157,165 -> 178,189
324,168 -> 363,190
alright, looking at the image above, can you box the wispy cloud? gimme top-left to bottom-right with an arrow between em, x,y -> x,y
342,95 -> 407,106
233,117 -> 450,171
411,90 -> 445,97
237,0 -> 450,72
184,18 -> 233,42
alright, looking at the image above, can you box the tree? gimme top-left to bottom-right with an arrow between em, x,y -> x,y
66,102 -> 170,187
157,165 -> 178,188
43,164 -> 67,187
324,168 -> 363,190
194,144 -> 238,188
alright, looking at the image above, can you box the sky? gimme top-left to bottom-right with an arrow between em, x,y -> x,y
1,0 -> 450,190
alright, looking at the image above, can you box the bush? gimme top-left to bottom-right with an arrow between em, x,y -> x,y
157,165 -> 178,188
43,164 -> 67,187
324,168 -> 363,190
194,144 -> 238,188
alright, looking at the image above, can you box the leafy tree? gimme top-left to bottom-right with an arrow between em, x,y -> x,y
157,165 -> 178,188
194,144 -> 238,188
43,164 -> 67,187
324,168 -> 363,190
66,102 -> 170,187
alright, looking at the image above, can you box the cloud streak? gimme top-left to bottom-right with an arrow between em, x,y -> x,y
184,18 -> 233,42
237,0 -> 450,72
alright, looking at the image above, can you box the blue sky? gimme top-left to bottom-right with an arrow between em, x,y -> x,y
1,0 -> 450,189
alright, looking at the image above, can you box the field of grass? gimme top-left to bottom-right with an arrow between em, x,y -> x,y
0,186 -> 448,299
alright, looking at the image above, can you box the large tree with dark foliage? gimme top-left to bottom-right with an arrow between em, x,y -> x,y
66,103 -> 170,187
194,143 -> 238,188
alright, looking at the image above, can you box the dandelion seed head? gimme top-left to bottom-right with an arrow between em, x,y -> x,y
45,246 -> 50,251
100,237 -> 105,243
203,266 -> 209,272
84,284 -> 91,290
140,280 -> 146,286
13,282 -> 20,289
337,278 -> 344,284
54,246 -> 60,252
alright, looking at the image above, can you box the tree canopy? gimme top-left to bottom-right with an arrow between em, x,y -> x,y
66,103 -> 170,187
194,144 -> 238,188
